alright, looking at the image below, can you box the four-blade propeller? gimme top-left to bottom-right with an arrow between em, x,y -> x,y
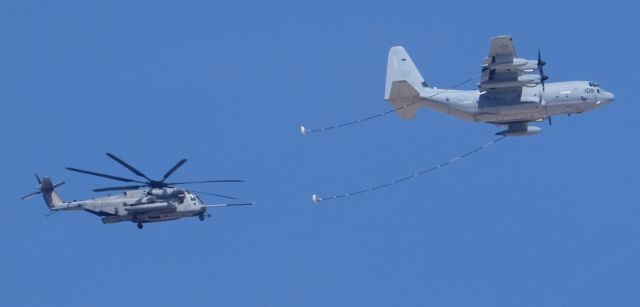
538,49 -> 549,91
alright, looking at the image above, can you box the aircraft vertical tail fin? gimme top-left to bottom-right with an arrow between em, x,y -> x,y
385,46 -> 428,119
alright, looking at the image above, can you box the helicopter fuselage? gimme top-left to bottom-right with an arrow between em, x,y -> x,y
53,188 -> 208,225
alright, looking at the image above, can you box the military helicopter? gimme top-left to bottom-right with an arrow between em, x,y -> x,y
21,153 -> 253,229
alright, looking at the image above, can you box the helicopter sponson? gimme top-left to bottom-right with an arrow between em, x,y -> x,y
124,202 -> 173,213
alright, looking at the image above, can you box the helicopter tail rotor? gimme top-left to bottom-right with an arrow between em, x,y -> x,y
21,174 -> 65,209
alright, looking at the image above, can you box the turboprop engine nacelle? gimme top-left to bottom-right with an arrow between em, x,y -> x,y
482,58 -> 538,72
481,73 -> 543,90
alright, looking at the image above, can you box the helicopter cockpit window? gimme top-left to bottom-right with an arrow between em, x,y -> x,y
189,195 -> 196,202
588,81 -> 600,87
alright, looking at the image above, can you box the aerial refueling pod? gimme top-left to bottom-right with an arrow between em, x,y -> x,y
496,123 -> 541,137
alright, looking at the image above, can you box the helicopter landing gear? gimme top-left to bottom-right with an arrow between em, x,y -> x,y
137,222 -> 143,229
199,214 -> 205,221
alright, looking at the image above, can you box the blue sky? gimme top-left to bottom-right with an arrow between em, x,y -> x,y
1,0 -> 639,306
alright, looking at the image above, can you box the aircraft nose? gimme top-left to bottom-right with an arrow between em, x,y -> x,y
601,91 -> 615,103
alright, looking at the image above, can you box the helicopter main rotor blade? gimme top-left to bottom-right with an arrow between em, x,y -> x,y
188,190 -> 238,200
106,153 -> 153,182
167,179 -> 245,185
162,159 -> 188,182
66,167 -> 144,183
93,185 -> 147,192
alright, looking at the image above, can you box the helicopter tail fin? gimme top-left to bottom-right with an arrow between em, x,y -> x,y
21,174 -> 65,209
40,177 -> 64,209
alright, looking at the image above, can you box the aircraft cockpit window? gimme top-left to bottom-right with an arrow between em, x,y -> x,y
589,81 -> 600,87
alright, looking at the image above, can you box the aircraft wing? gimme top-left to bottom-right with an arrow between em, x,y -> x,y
479,35 -> 524,101
486,35 -> 516,65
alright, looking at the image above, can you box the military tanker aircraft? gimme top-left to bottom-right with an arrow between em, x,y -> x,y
21,153 -> 253,229
385,35 -> 614,136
